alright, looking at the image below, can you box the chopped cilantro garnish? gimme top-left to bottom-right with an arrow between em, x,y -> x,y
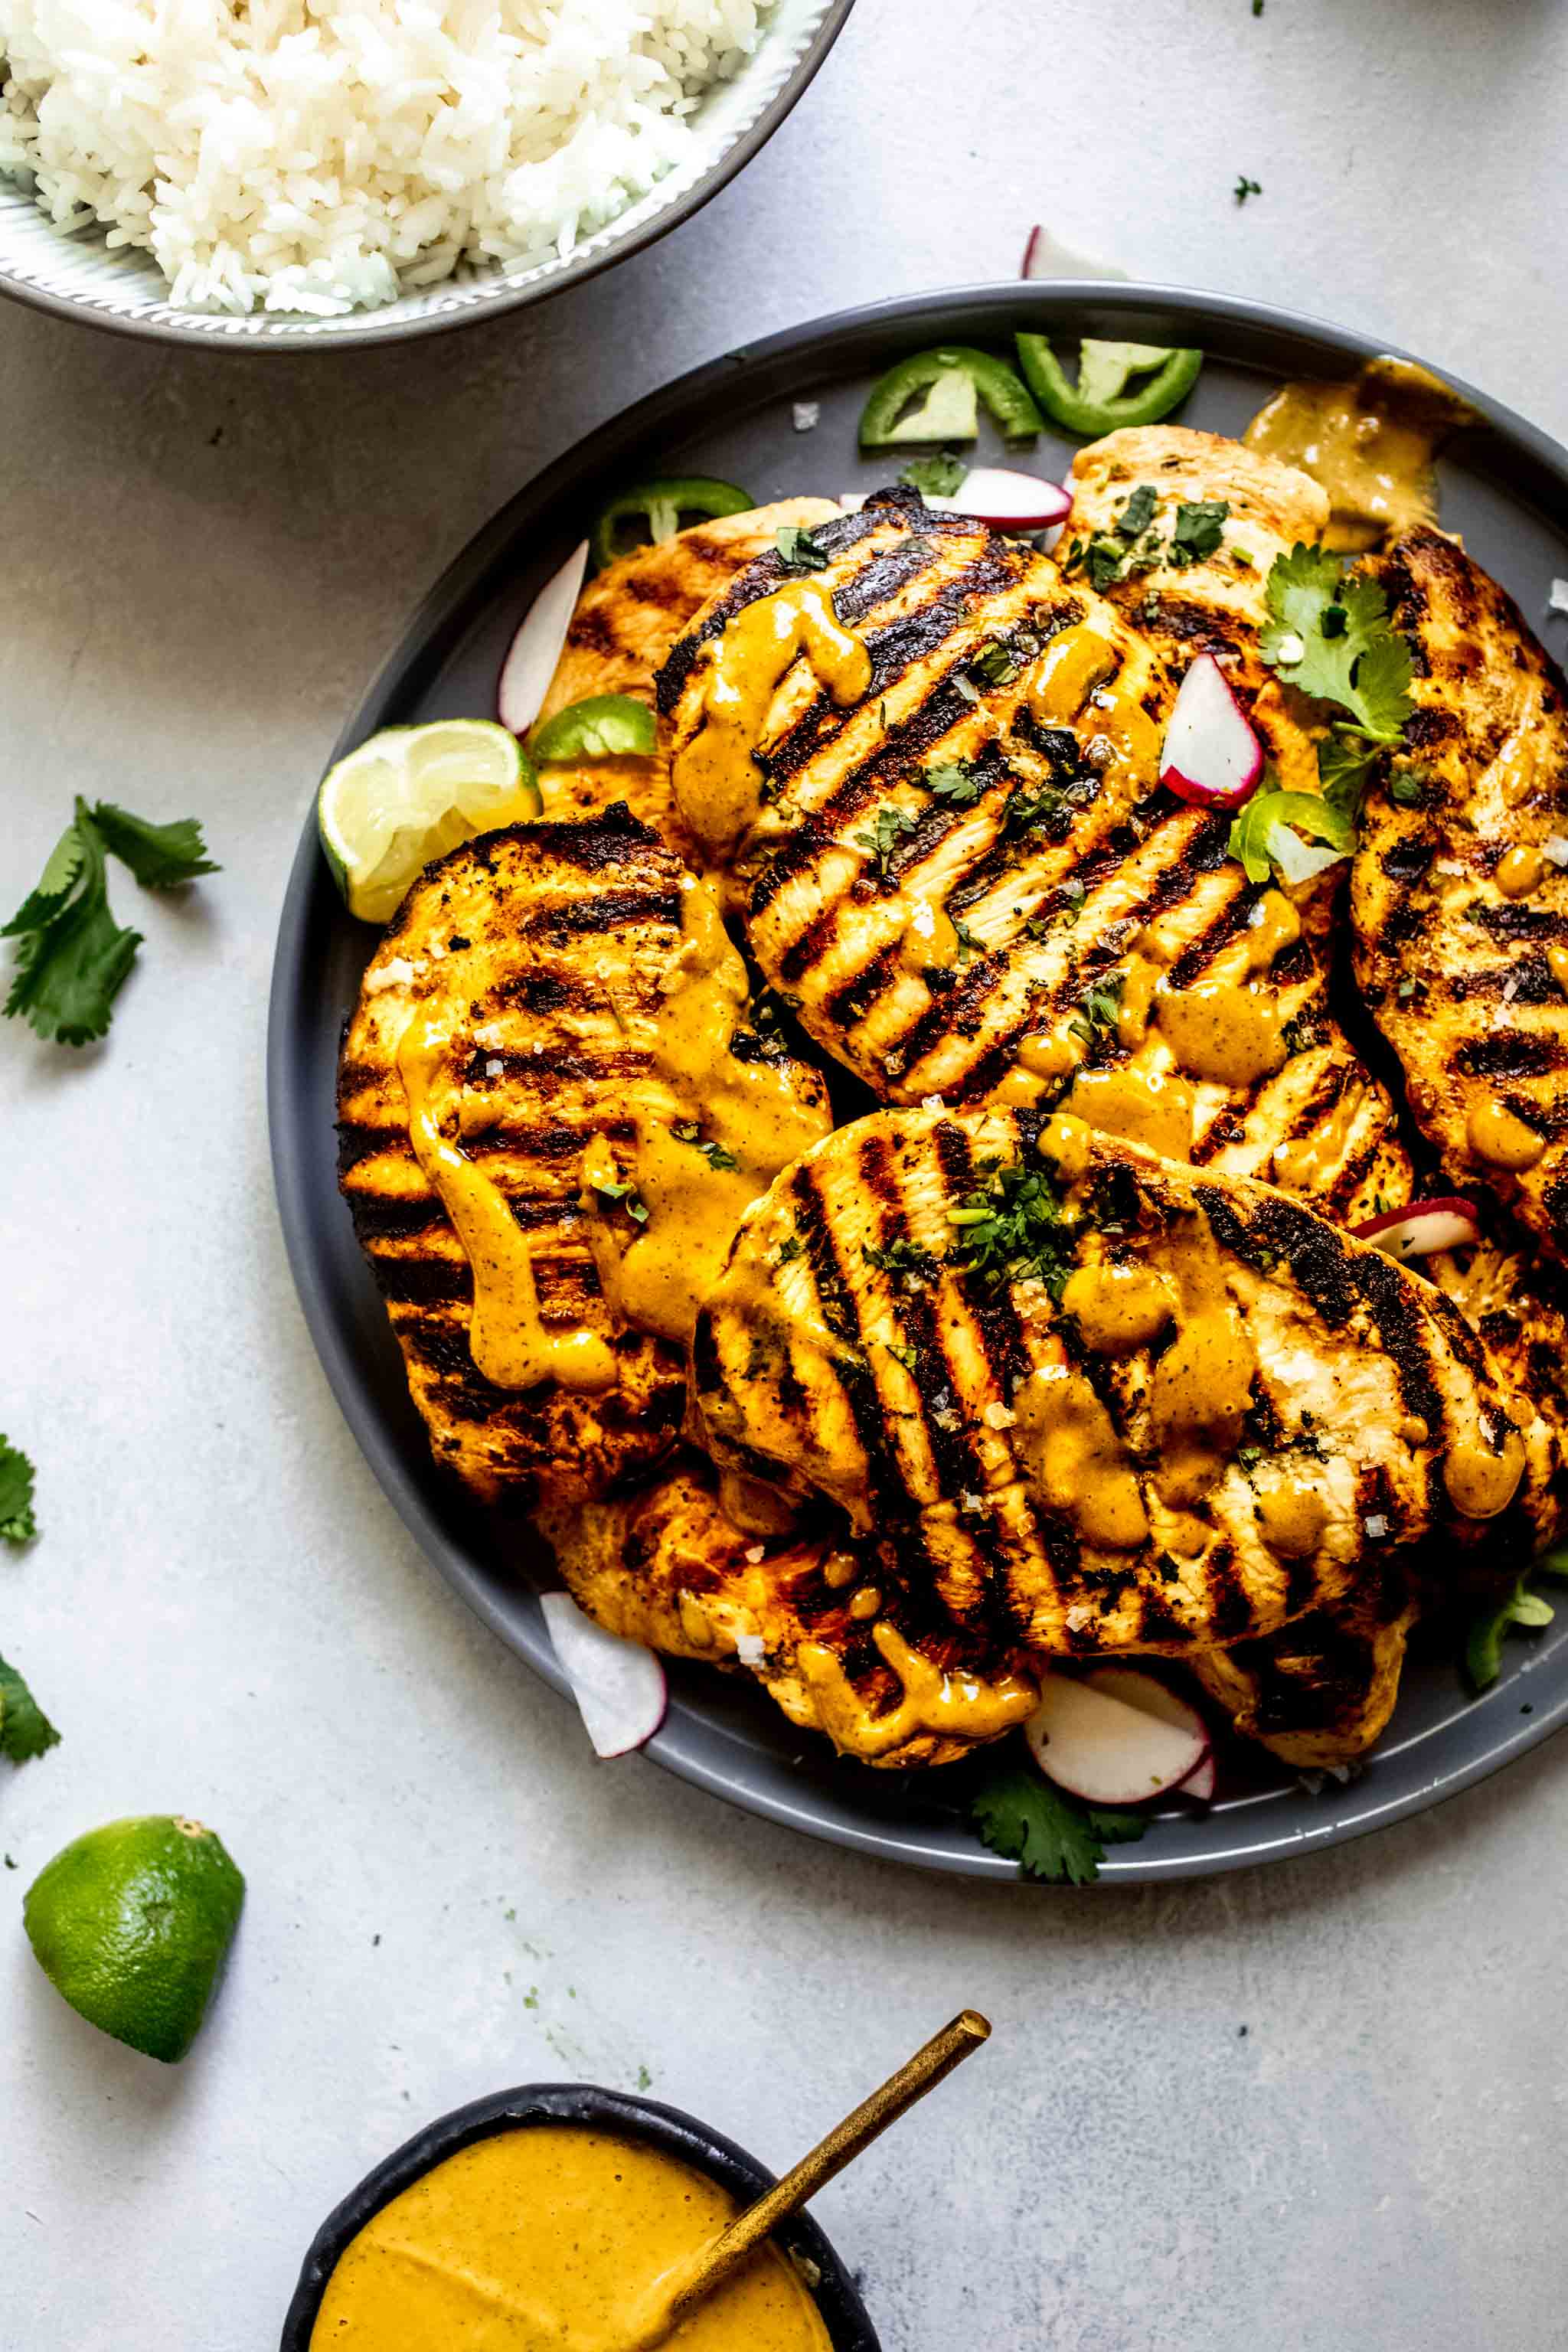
899,451 -> 965,498
590,1174 -> 649,1225
969,637 -> 1025,689
3,798 -> 218,1047
947,1156 -> 1076,1300
970,1756 -> 1147,1884
776,1233 -> 805,1266
854,803 -> 920,881
1233,176 -> 1263,203
1168,499 -> 1230,566
863,1237 -> 939,1290
951,913 -> 982,962
1070,972 -> 1125,1044
1060,482 -> 1227,590
884,1339 -> 920,1374
670,1121 -> 740,1171
775,524 -> 830,572
926,761 -> 985,808
1388,768 -> 1434,808
0,1437 -> 38,1547
0,1651 -> 60,1766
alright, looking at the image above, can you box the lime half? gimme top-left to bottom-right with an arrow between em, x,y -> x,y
24,1815 -> 245,2064
318,720 -> 541,924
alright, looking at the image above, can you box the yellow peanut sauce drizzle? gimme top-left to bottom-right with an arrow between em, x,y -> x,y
581,877 -> 831,1348
672,577 -> 871,862
398,1012 -> 617,1392
795,1622 -> 1037,1759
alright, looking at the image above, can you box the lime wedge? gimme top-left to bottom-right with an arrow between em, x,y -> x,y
318,720 -> 541,924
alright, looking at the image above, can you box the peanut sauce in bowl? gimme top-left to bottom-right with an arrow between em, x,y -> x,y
282,2086 -> 879,2352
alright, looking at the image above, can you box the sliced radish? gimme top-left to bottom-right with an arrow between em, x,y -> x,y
539,1590 -> 667,1758
952,467 -> 1073,531
497,538 -> 590,737
1177,1752 -> 1217,1802
1024,1673 -> 1208,1805
1083,1665 -> 1208,1746
1351,1197 -> 1482,1260
1021,224 -> 1129,283
1160,653 -> 1264,812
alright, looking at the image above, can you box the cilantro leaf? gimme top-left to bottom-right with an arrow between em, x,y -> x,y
1229,789 -> 1355,887
1,824 -> 86,938
3,805 -> 142,1047
1168,498 -> 1230,566
1260,543 -> 1344,657
926,762 -> 985,808
0,1437 -> 38,1546
900,452 -> 965,498
971,1759 -> 1147,1885
4,797 -> 217,1048
854,802 -> 919,881
0,1651 -> 60,1766
90,803 -> 220,890
775,524 -> 830,573
1262,547 -> 1413,743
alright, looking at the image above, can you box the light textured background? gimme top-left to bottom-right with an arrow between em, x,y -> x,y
5,1 -> 1568,2345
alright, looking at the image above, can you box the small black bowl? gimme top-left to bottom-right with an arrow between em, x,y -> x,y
281,2081 -> 882,2350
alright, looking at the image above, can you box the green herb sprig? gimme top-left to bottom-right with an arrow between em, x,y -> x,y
4,800 -> 218,1047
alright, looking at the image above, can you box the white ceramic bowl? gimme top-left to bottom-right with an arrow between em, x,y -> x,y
0,0 -> 852,351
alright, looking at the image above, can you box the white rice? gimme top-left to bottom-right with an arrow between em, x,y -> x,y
0,0 -> 771,315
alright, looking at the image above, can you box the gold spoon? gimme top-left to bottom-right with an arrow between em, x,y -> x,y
620,2008 -> 991,2351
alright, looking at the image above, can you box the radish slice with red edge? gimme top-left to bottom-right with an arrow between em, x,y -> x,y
497,538 -> 590,737
1024,1672 -> 1208,1805
1160,652 -> 1264,812
539,1590 -> 667,1758
1083,1665 -> 1208,1747
1177,1752 -> 1217,1803
1351,1197 -> 1482,1259
949,467 -> 1073,531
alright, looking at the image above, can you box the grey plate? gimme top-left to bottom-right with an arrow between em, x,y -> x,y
266,281 -> 1568,1880
0,0 -> 852,350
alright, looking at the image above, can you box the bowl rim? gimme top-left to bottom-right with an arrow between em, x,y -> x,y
0,0 -> 856,353
278,2079 -> 882,2350
266,278 -> 1568,1881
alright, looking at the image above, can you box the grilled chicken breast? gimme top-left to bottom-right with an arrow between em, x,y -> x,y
691,1107 -> 1547,1687
1064,424 -> 1329,794
338,807 -> 830,1509
657,488 -> 1410,1223
538,1455 -> 1037,1768
1190,1579 -> 1417,1769
537,499 -> 839,855
1351,528 -> 1568,1259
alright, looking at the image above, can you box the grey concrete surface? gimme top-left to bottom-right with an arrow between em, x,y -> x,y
4,0 -> 1568,2344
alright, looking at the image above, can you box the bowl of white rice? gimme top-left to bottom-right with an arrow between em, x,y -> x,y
0,0 -> 852,347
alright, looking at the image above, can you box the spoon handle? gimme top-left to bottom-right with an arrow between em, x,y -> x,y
659,2009 -> 990,2332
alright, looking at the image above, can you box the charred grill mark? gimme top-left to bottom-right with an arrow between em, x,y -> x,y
524,886 -> 682,938
1198,1184 -> 1359,1328
1166,874 -> 1253,990
1142,595 -> 1250,662
824,944 -> 901,1031
854,1129 -> 990,1504
337,1120 -> 407,1173
374,1258 -> 472,1306
1199,1540 -> 1255,1642
788,1157 -> 911,1511
1455,1032 -> 1564,1080
1473,901 -> 1568,943
347,1197 -> 444,1242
